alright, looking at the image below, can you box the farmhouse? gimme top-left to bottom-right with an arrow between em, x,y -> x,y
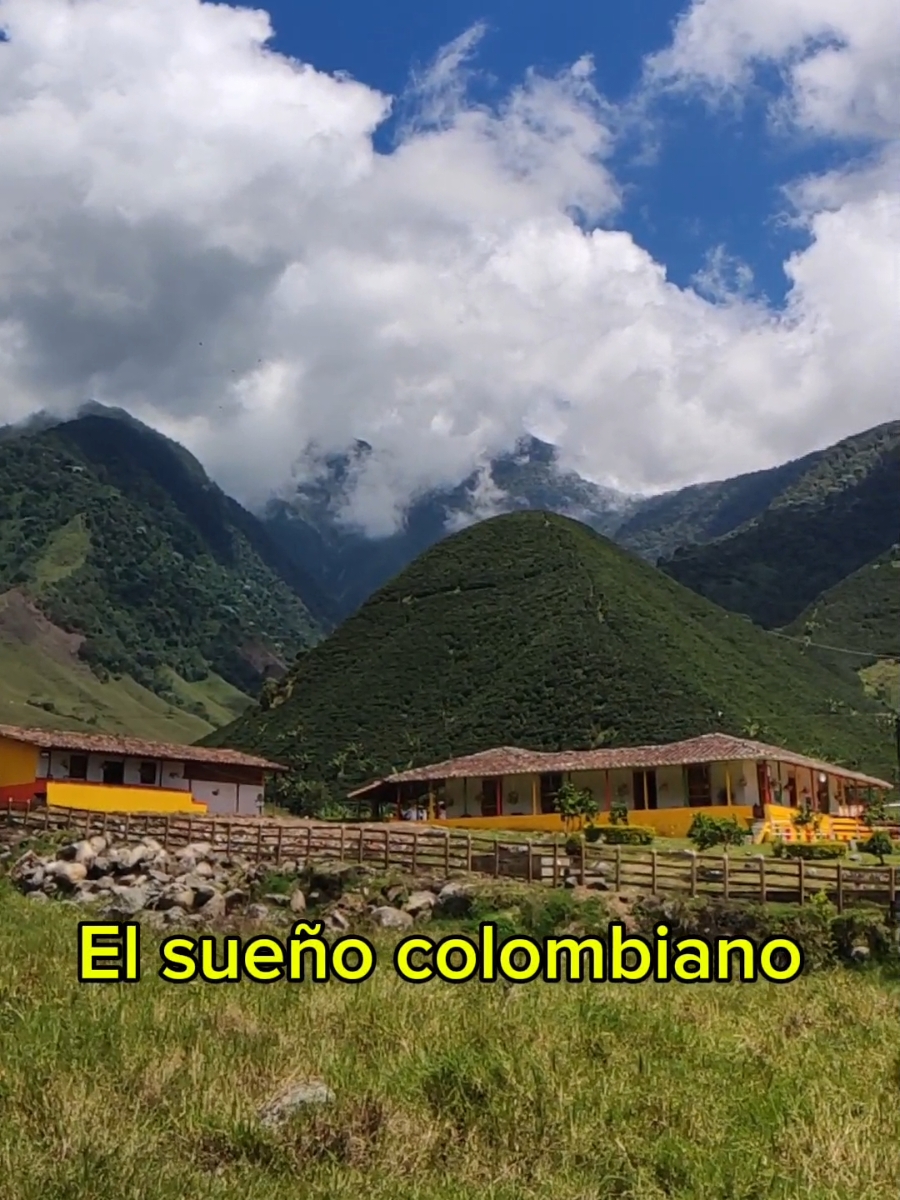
348,732 -> 894,840
0,724 -> 286,816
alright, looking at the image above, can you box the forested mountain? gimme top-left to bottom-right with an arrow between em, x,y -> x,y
0,406 -> 329,735
209,512 -> 896,797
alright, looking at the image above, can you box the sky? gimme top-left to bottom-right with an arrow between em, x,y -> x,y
0,0 -> 897,532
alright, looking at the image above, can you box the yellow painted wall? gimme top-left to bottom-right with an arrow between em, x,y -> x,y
430,805 -> 757,838
0,737 -> 38,787
46,780 -> 208,815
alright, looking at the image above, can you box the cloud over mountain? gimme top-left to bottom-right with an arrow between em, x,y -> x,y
0,0 -> 897,533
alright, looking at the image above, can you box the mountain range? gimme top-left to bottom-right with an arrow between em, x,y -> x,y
0,403 -> 897,771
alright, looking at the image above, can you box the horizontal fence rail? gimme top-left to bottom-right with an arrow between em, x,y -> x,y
2,803 -> 897,914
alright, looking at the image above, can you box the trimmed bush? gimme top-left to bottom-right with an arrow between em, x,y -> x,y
688,813 -> 749,850
773,842 -> 848,860
583,824 -> 602,843
602,826 -> 654,846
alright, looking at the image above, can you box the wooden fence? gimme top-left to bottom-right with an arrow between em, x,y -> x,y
2,803 -> 897,915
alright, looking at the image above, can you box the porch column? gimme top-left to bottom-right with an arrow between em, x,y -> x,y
427,787 -> 435,821
605,769 -> 611,812
725,769 -> 732,806
396,784 -> 402,820
496,777 -> 503,816
531,776 -> 539,816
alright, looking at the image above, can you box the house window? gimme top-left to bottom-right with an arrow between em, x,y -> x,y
139,761 -> 158,786
539,772 -> 562,814
633,769 -> 658,810
686,764 -> 712,807
37,752 -> 50,780
68,754 -> 88,781
102,760 -> 125,785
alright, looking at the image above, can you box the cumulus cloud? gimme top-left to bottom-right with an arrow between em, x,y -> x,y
0,0 -> 897,533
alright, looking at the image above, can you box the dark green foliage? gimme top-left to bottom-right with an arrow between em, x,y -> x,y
554,780 -> 598,829
660,422 -> 900,628
861,832 -> 894,865
634,891 -> 840,972
0,410 -> 327,702
773,842 -> 848,860
601,825 -> 654,845
687,814 -> 749,850
209,511 -> 896,790
608,799 -> 629,826
583,824 -> 602,843
786,547 -> 900,663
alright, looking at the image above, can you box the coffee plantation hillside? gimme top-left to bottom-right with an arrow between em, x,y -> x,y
0,407 -> 331,731
659,421 -> 900,629
207,511 -> 896,798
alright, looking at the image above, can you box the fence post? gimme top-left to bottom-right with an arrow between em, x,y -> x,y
255,823 -> 263,863
722,854 -> 729,902
552,841 -> 559,888
466,833 -> 472,873
338,825 -> 345,864
836,861 -> 844,914
890,865 -> 896,910
305,825 -> 312,865
579,845 -> 586,887
493,840 -> 500,878
383,827 -> 390,869
24,797 -> 31,831
527,840 -> 534,884
412,828 -> 419,874
690,852 -> 697,898
276,825 -> 284,867
357,827 -> 364,864
124,813 -> 131,842
225,822 -> 232,857
798,858 -> 805,905
444,829 -> 450,875
759,856 -> 766,905
614,845 -> 621,891
650,850 -> 658,895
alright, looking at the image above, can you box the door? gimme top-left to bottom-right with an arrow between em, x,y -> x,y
540,772 -> 562,815
686,764 -> 712,807
632,770 -> 658,810
480,777 -> 500,817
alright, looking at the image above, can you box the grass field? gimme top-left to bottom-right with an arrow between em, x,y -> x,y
2,887 -> 899,1199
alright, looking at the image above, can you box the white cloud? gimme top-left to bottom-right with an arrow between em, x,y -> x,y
0,0 -> 897,534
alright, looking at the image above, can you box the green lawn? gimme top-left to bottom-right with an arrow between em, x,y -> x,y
1,886 -> 899,1199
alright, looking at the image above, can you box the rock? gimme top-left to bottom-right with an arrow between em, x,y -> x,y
47,861 -> 89,890
434,881 -> 475,918
258,1079 -> 335,1128
384,883 -> 407,904
180,842 -> 212,859
245,903 -> 269,921
850,945 -> 871,964
403,890 -> 437,917
163,906 -> 187,925
105,885 -> 151,917
323,909 -> 350,933
224,888 -> 248,913
159,889 -> 195,912
88,835 -> 108,853
111,844 -> 151,872
199,892 -> 227,920
90,856 -> 112,878
26,891 -> 49,903
307,863 -> 358,899
288,889 -> 307,914
370,905 -> 414,930
191,861 -> 214,879
60,839 -> 97,865
264,893 -> 290,907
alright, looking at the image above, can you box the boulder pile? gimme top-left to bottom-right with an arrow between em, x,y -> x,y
6,834 -> 481,930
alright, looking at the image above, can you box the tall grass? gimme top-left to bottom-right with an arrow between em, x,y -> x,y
1,886 -> 899,1199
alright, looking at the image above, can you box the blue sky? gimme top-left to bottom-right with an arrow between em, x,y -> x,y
0,0 -> 896,524
251,0 -> 842,307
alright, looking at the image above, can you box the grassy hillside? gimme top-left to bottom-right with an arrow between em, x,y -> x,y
0,408 -> 329,729
209,511 -> 896,792
659,421 -> 900,628
785,546 -> 900,712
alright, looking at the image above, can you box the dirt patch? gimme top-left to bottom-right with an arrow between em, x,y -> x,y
0,589 -> 85,664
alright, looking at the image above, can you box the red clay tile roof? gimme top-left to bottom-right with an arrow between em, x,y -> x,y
348,733 -> 893,795
0,724 -> 285,772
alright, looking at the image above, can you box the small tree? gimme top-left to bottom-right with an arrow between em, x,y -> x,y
688,813 -> 749,851
862,831 -> 893,866
862,793 -> 888,829
609,799 -> 629,826
554,781 -> 599,834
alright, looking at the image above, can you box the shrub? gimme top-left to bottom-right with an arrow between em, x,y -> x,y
602,826 -> 654,846
583,824 -> 602,843
609,799 -> 629,826
773,842 -> 848,860
861,831 -> 894,865
688,813 -> 749,851
555,782 -> 599,832
564,835 -> 584,857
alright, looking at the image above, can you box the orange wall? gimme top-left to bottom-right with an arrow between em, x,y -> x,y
429,805 -> 756,838
46,780 -> 208,815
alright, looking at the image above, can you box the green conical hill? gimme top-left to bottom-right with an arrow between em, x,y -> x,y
207,512 -> 896,789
